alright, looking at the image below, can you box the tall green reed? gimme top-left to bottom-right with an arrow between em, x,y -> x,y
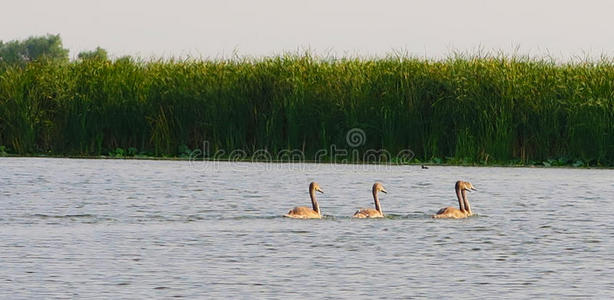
0,54 -> 613,165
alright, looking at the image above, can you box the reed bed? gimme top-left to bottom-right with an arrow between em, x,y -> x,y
1,54 -> 613,165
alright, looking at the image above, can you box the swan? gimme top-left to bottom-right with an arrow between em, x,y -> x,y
284,182 -> 324,219
353,182 -> 387,218
433,180 -> 476,219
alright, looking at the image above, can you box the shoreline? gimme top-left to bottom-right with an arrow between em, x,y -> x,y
1,154 -> 610,170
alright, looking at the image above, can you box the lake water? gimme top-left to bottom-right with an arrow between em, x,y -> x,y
1,157 -> 614,299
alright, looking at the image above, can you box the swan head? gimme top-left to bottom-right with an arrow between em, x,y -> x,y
373,182 -> 387,194
310,182 -> 324,193
456,180 -> 477,192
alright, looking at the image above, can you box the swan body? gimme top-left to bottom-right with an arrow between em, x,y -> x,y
285,206 -> 320,219
433,181 -> 476,219
284,182 -> 324,219
353,208 -> 383,218
433,206 -> 467,219
353,183 -> 387,218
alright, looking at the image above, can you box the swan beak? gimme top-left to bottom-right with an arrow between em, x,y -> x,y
470,186 -> 477,191
316,188 -> 324,194
381,189 -> 388,194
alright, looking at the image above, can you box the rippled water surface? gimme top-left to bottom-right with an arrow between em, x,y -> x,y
2,157 -> 614,298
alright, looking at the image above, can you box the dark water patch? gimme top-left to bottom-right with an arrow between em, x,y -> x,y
389,213 -> 433,219
31,213 -> 96,219
584,239 -> 602,243
467,226 -> 491,232
227,215 -> 282,221
186,215 -> 205,221
279,230 -> 312,234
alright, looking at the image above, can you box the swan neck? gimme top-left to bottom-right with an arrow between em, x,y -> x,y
373,190 -> 382,213
310,188 -> 320,215
462,189 -> 472,215
456,184 -> 466,212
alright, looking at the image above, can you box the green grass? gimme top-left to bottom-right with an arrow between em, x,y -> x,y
1,53 -> 613,166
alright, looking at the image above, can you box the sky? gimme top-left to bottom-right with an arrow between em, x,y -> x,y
2,0 -> 614,61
